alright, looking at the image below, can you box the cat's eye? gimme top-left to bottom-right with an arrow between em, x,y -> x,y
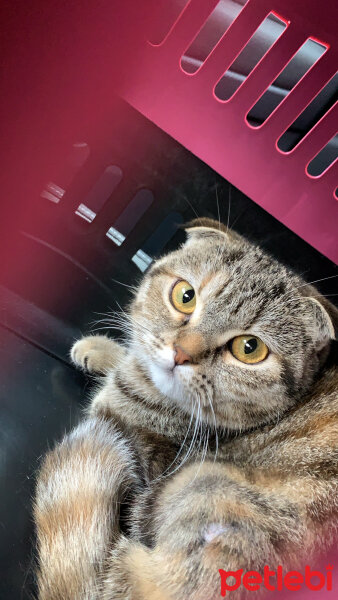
230,335 -> 269,364
170,280 -> 196,314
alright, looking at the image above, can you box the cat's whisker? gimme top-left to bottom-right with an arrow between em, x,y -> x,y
200,423 -> 209,467
110,277 -> 138,292
293,273 -> 338,291
88,314 -> 118,328
91,313 -> 134,331
188,405 -> 209,486
285,293 -> 338,303
130,322 -> 161,345
87,318 -> 137,341
113,304 -> 160,342
201,427 -> 209,468
312,293 -> 338,298
100,313 -> 158,349
89,306 -> 119,319
160,401 -> 199,480
90,325 -> 127,336
230,207 -> 245,231
103,315 -> 132,328
90,315 -> 132,329
181,397 -> 201,472
206,389 -> 218,463
184,195 -> 200,219
195,399 -> 203,452
195,401 -> 204,456
90,318 -> 153,351
226,183 -> 231,234
155,400 -> 197,482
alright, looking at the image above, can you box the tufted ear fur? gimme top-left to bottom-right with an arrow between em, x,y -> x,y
184,218 -> 242,243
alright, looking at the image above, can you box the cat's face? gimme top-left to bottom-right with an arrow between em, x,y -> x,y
129,219 -> 335,431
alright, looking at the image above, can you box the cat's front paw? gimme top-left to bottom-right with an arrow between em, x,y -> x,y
71,335 -> 118,374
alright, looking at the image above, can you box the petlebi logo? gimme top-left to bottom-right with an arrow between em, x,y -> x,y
219,565 -> 333,596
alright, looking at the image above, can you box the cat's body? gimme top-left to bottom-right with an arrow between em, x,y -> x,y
34,219 -> 338,599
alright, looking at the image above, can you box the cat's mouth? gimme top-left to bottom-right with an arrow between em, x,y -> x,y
147,349 -> 195,405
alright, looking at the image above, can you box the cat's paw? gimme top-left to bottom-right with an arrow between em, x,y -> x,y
71,335 -> 120,374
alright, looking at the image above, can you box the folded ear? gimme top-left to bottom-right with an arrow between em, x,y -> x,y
307,295 -> 337,350
184,218 -> 242,242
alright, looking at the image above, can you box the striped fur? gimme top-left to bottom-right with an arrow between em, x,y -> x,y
34,219 -> 338,599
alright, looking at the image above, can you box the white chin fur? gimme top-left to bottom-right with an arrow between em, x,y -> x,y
148,362 -> 194,407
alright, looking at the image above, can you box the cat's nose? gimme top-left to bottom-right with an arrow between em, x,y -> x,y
174,344 -> 192,366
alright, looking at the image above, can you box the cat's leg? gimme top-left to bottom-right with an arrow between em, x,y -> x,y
102,461 -> 330,600
34,417 -> 143,600
101,536 -> 171,600
71,335 -> 125,374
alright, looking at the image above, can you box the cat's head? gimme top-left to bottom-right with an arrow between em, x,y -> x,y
129,218 -> 337,431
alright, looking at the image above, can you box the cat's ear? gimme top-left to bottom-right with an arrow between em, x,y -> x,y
307,296 -> 337,350
184,218 -> 241,242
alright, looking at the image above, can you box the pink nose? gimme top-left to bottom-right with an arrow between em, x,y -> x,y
174,345 -> 192,365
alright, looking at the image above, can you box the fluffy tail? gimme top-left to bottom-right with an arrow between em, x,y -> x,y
34,417 -> 141,600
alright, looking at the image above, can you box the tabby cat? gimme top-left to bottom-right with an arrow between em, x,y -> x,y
34,218 -> 338,599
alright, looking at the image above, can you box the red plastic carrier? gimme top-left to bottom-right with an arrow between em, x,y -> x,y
118,0 -> 338,263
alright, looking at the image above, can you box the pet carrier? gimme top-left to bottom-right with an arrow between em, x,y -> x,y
116,0 -> 338,262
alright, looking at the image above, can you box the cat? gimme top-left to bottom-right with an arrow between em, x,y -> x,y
34,218 -> 338,600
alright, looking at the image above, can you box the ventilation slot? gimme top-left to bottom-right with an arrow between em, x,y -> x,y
75,165 -> 122,223
131,212 -> 184,272
277,74 -> 338,152
247,38 -> 327,126
214,12 -> 287,102
106,189 -> 154,246
181,0 -> 248,74
148,0 -> 190,45
131,250 -> 153,273
306,134 -> 338,177
41,182 -> 65,204
41,142 -> 90,204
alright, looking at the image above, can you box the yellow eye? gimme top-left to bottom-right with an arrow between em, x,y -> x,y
230,335 -> 269,364
170,280 -> 196,314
